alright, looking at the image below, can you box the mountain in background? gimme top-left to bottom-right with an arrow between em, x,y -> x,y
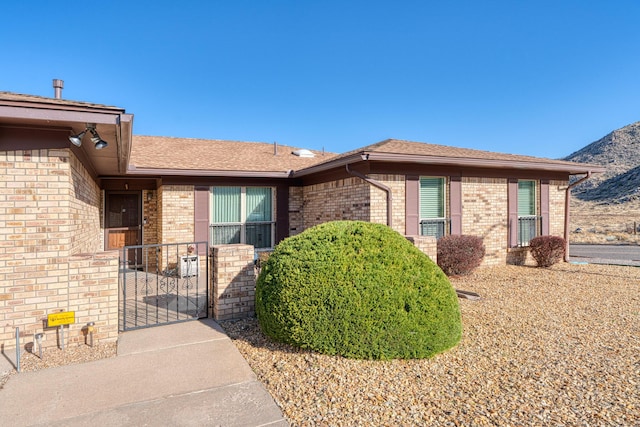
563,121 -> 640,203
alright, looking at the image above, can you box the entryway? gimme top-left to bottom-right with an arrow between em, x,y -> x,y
118,242 -> 209,332
105,192 -> 142,267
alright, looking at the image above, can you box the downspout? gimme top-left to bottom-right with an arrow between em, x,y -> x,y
564,171 -> 592,262
345,163 -> 393,227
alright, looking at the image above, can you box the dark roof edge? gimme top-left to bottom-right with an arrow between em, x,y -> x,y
293,151 -> 606,177
126,166 -> 292,178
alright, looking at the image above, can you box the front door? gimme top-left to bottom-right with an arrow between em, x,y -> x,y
106,192 -> 142,266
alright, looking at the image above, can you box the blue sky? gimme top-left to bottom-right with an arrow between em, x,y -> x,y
3,1 -> 640,159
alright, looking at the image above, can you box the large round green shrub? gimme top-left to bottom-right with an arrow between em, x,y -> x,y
256,221 -> 462,360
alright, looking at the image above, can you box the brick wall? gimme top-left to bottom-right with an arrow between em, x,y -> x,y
158,185 -> 195,244
69,152 -> 103,254
302,177 -> 370,230
461,177 -> 509,265
0,149 -> 119,351
211,244 -> 255,320
369,174 -> 405,234
65,252 -> 119,345
288,186 -> 304,237
143,190 -> 158,245
549,180 -> 567,237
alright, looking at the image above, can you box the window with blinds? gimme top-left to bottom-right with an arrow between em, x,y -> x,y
211,186 -> 274,249
419,177 -> 448,238
517,180 -> 536,217
517,180 -> 538,246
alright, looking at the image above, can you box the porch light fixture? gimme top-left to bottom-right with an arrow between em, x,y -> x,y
68,124 -> 108,150
68,129 -> 87,147
90,128 -> 108,150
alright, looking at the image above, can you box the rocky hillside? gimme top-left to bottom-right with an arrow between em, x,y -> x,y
564,121 -> 640,203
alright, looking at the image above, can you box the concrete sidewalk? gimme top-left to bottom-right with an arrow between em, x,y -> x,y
0,319 -> 287,427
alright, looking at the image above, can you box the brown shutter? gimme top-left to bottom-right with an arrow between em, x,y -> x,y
276,184 -> 289,243
450,176 -> 462,235
540,180 -> 550,236
508,178 -> 518,248
405,175 -> 419,235
194,186 -> 209,255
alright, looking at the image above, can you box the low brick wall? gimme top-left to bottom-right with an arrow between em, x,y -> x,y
66,252 -> 119,346
211,244 -> 256,320
406,235 -> 438,263
2,251 -> 119,353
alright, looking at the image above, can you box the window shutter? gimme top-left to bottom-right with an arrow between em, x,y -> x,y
405,176 -> 419,235
419,177 -> 444,219
194,186 -> 209,255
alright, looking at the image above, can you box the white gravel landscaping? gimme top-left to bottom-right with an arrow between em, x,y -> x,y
222,263 -> 640,426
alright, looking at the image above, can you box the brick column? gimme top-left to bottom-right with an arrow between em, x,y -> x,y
211,244 -> 256,320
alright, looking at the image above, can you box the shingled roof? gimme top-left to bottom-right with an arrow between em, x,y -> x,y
293,139 -> 605,176
128,135 -> 337,177
128,136 -> 604,178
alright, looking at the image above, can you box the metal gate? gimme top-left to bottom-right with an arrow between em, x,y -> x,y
119,242 -> 209,332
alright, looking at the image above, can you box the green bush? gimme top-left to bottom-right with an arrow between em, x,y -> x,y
529,235 -> 566,267
437,235 -> 485,276
256,221 -> 462,360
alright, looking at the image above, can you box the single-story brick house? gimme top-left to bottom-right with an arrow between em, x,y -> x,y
0,85 -> 603,351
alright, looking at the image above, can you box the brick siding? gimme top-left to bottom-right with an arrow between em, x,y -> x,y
0,149 -> 118,351
368,174 -> 406,234
158,185 -> 195,244
461,177 -> 509,265
302,177 -> 370,229
211,244 -> 255,320
549,180 -> 567,236
288,186 -> 304,236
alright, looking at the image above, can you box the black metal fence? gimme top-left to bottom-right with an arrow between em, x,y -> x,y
517,216 -> 542,247
420,218 -> 450,239
119,242 -> 208,332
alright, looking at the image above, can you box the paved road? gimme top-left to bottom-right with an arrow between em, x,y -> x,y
570,244 -> 640,266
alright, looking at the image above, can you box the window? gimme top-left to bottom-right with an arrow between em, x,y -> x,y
419,177 -> 448,238
210,186 -> 274,249
517,180 -> 539,246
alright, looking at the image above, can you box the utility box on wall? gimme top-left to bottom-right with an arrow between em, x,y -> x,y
179,255 -> 199,278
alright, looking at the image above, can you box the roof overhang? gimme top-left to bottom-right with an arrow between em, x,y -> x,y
126,164 -> 293,178
0,95 -> 133,176
292,151 -> 606,177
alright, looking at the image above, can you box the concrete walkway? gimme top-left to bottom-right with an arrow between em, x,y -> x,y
0,319 -> 287,427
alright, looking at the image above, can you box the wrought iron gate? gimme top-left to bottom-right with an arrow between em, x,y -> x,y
119,242 -> 209,332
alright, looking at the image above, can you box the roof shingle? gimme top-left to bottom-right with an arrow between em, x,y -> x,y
129,135 -> 337,173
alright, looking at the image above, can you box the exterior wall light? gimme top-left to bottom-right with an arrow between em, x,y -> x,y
68,123 -> 108,149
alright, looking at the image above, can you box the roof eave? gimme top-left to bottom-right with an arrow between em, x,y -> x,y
126,165 -> 293,179
293,151 -> 606,176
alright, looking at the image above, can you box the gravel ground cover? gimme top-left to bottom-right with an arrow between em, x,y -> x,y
221,264 -> 640,426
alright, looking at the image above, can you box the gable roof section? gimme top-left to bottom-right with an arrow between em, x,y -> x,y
293,139 -> 606,176
0,91 -> 133,176
127,135 -> 337,177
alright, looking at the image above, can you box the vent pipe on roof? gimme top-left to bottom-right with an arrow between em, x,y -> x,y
274,141 -> 278,156
53,79 -> 64,99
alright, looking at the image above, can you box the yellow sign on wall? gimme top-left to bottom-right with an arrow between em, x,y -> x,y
48,311 -> 75,327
